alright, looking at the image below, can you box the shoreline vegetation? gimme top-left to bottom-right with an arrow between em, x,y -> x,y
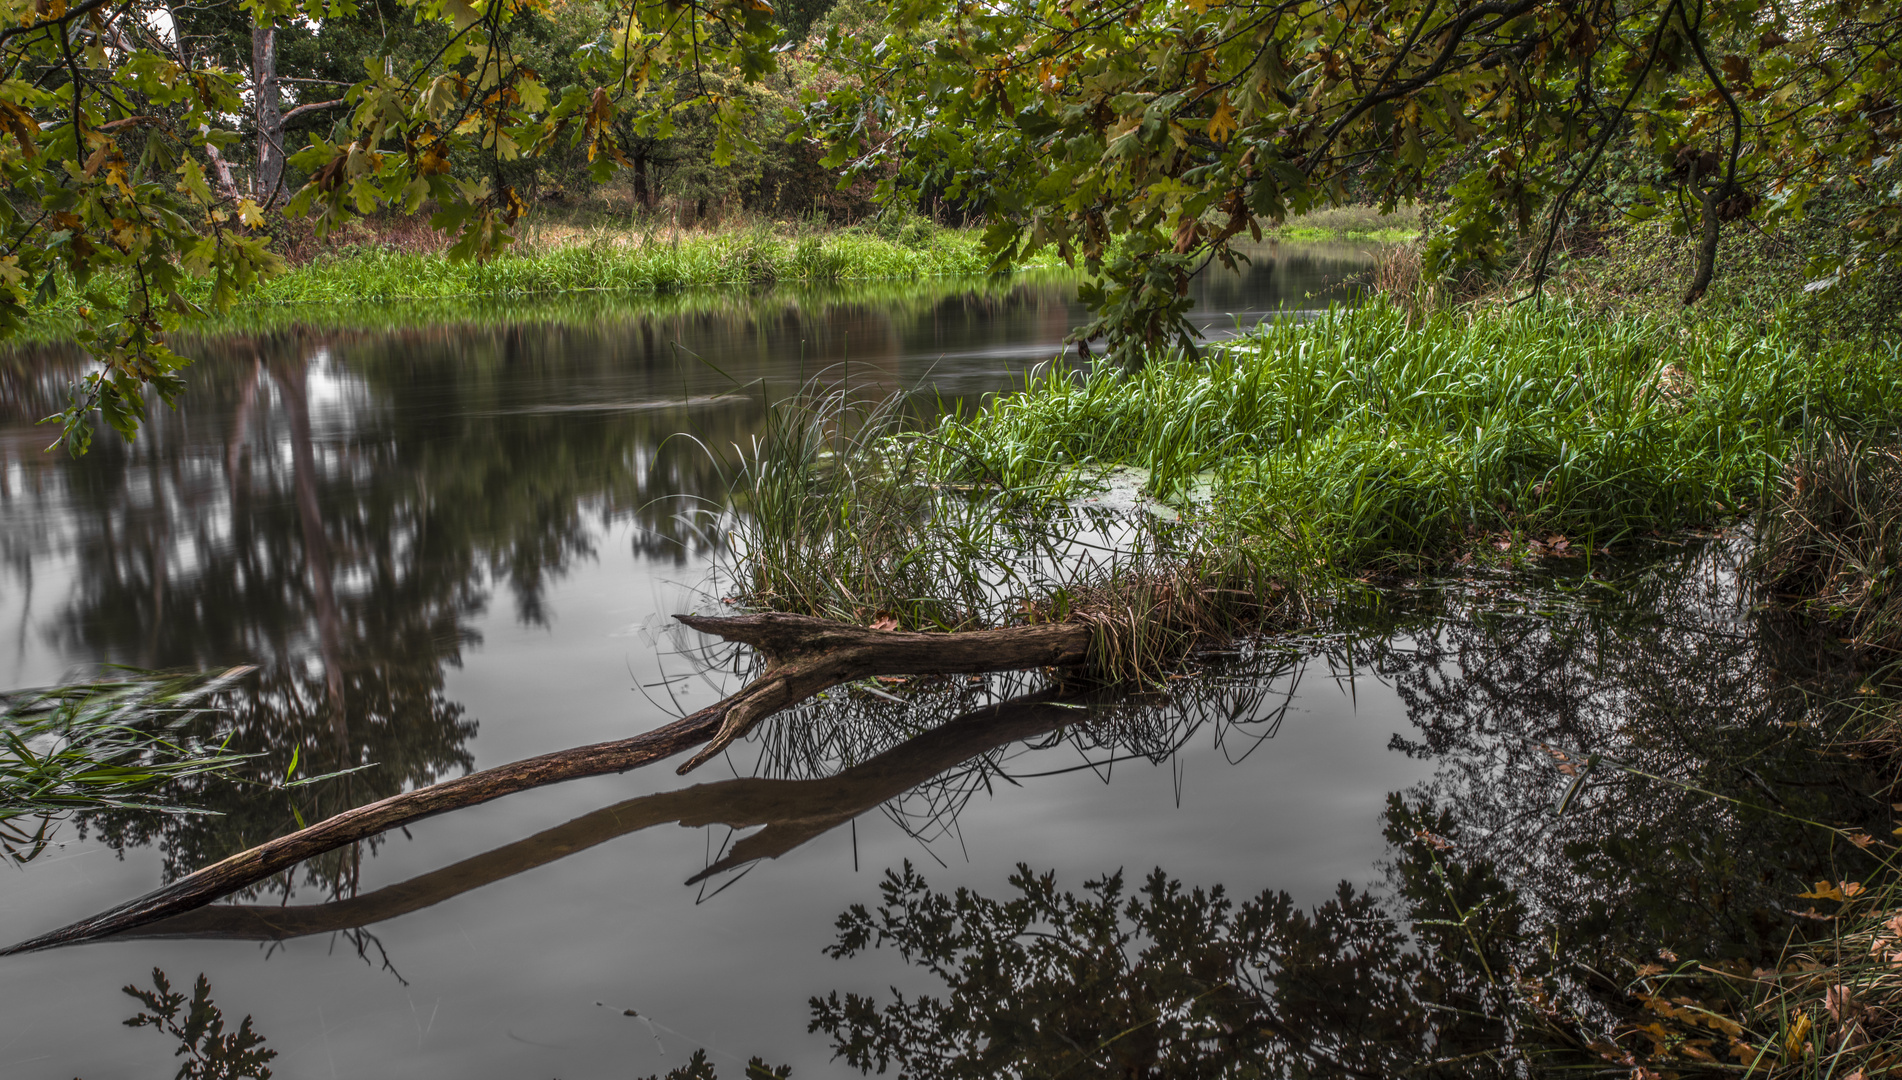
17,219 -> 1027,343
12,206 -> 1418,344
729,298 -> 1902,636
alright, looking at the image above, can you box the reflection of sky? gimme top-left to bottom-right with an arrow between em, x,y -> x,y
0,533 -> 1432,1078
0,245 -> 1417,1078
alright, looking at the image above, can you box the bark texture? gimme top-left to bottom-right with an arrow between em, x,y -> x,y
251,24 -> 285,204
670,612 -> 1090,773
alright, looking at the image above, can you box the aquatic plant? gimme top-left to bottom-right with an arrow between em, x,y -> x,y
709,380 -> 1299,684
0,670 -> 258,863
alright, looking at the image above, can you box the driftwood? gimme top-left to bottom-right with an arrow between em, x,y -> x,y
3,613 -> 1090,956
69,692 -> 1088,946
670,612 -> 1089,771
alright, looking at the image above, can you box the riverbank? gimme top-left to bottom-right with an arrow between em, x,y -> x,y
931,301 -> 1902,577
715,296 -> 1902,1078
16,221 -> 1057,343
717,296 -> 1902,691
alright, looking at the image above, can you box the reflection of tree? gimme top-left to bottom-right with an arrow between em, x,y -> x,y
1368,543 -> 1885,972
810,859 -> 1510,1080
808,544 -> 1894,1078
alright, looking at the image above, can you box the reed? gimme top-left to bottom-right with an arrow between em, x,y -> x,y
0,669 -> 257,863
705,381 -> 1301,684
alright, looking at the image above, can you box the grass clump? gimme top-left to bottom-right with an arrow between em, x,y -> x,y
0,669 -> 257,863
709,382 -> 1299,684
927,300 -> 1902,579
1753,435 -> 1902,655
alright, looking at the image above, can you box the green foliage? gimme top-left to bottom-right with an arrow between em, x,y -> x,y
119,968 -> 277,1080
805,0 -> 1902,362
930,300 -> 1902,576
0,670 -> 258,863
0,0 -> 783,450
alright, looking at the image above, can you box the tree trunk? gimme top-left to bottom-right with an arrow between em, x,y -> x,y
251,24 -> 285,205
203,136 -> 243,203
1,614 -> 1091,955
632,154 -> 651,208
1683,160 -> 1721,305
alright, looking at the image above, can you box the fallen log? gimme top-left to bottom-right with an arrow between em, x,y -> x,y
70,691 -> 1089,946
670,611 -> 1090,772
2,612 -> 1090,956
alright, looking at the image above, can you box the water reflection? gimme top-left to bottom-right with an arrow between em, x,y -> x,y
33,541 -> 1888,1075
0,246 -> 1382,893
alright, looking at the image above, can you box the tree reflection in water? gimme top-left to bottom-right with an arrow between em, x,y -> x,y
13,359 -> 1892,1079
806,542 -> 1892,1077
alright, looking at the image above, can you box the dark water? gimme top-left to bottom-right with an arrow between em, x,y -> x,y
0,243 -> 1884,1077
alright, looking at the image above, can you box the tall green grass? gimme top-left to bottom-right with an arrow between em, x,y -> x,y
0,669 -> 258,863
258,228 -> 1002,304
704,380 -> 1296,683
928,300 -> 1902,576
18,225 -> 1054,341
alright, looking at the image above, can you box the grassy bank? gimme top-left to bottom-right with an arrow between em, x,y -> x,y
1266,204 -> 1423,243
262,227 -> 1006,303
17,266 -> 1082,347
713,298 -> 1902,676
19,222 -> 1053,342
927,301 -> 1902,576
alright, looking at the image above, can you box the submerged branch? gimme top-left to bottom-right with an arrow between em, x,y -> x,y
1,614 -> 1093,955
82,691 -> 1092,945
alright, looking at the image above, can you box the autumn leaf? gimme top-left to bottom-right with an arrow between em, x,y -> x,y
1207,94 -> 1237,143
1796,880 -> 1864,902
236,198 -> 265,229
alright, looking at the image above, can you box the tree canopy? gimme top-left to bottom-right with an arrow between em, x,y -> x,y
809,0 -> 1899,359
3,0 -> 1896,447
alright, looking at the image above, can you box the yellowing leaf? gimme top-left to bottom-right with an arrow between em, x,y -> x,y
1784,1011 -> 1812,1058
236,198 -> 265,229
1207,94 -> 1236,143
1796,880 -> 1863,902
444,0 -> 481,30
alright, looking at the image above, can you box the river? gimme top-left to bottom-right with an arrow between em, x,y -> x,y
0,241 -> 1883,1078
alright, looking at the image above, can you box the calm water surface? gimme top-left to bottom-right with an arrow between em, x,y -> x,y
0,242 -> 1883,1077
